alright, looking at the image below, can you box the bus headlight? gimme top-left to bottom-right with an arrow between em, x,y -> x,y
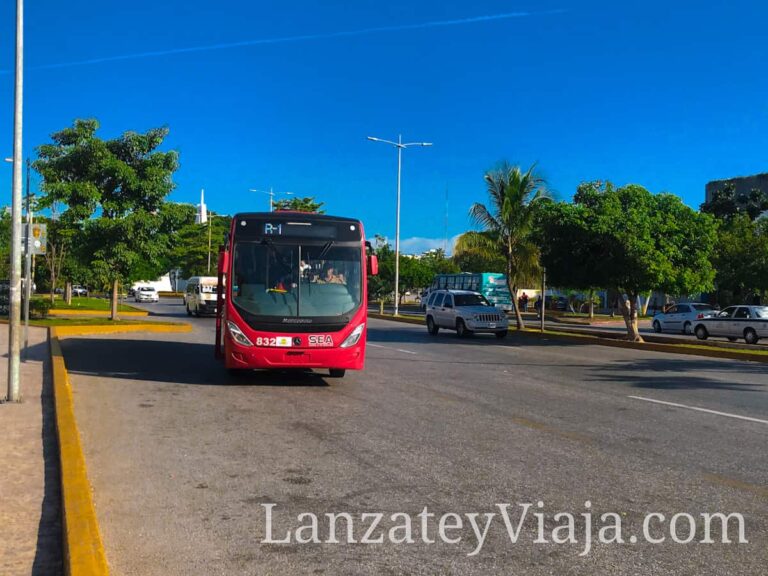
340,323 -> 365,348
227,321 -> 253,347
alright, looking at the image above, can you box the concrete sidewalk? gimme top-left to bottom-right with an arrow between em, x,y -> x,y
0,326 -> 62,576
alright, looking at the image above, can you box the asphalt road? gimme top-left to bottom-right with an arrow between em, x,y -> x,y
61,299 -> 768,575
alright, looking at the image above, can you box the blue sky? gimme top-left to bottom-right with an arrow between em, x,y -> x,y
1,1 -> 767,253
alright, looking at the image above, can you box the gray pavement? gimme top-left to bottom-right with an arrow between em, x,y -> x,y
0,326 -> 62,576
62,299 -> 768,575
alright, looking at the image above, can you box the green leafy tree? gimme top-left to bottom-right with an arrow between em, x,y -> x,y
274,196 -> 325,213
167,213 -> 232,278
548,181 -> 717,341
535,198 -> 605,318
454,163 -> 547,329
710,214 -> 768,305
420,249 -> 460,275
701,183 -> 768,221
34,119 -> 179,319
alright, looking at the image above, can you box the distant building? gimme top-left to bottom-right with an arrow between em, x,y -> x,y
705,172 -> 768,204
195,188 -> 208,224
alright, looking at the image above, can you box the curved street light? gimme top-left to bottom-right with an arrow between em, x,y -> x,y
367,134 -> 432,316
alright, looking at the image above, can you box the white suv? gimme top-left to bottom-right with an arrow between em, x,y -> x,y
134,286 -> 159,303
425,289 -> 509,338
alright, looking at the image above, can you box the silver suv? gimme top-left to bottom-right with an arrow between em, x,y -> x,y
425,289 -> 509,338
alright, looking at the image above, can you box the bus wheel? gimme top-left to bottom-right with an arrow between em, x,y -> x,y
329,369 -> 346,378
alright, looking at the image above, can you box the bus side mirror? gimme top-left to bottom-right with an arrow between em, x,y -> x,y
218,251 -> 229,275
369,254 -> 379,276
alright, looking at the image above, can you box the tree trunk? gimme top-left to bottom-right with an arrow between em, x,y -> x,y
511,283 -> 525,330
65,281 -> 72,305
48,244 -> 57,305
641,291 -> 652,316
588,289 -> 594,320
620,293 -> 644,342
111,279 -> 119,321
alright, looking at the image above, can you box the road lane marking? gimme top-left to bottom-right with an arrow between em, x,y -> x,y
367,343 -> 417,355
628,395 -> 768,425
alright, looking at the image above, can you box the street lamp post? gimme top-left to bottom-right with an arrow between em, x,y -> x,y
6,0 -> 24,402
23,158 -> 33,359
249,188 -> 295,212
367,135 -> 432,316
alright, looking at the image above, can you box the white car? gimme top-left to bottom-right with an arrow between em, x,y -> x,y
134,286 -> 159,303
425,289 -> 509,338
694,305 -> 768,345
652,302 -> 715,335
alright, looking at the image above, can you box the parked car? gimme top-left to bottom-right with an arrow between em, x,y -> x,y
134,286 -> 159,303
72,285 -> 88,297
693,305 -> 768,345
652,302 -> 715,335
424,289 -> 509,338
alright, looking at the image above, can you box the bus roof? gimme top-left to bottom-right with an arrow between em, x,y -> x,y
232,212 -> 361,224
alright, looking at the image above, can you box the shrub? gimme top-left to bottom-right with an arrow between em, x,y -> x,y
29,299 -> 53,319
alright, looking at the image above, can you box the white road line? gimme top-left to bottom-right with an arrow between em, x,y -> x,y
367,342 -> 417,355
628,395 -> 768,425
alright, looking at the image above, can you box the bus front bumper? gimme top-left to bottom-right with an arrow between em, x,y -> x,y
224,336 -> 365,371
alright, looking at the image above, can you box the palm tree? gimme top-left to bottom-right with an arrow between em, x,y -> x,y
454,163 -> 547,329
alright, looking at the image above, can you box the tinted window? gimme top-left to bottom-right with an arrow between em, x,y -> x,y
734,307 -> 750,319
427,292 -> 437,306
666,306 -> 679,314
454,293 -> 491,307
676,304 -> 690,313
692,304 -> 713,311
433,293 -> 445,307
444,295 -> 454,308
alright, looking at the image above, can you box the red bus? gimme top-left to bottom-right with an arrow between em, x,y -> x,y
215,212 -> 378,378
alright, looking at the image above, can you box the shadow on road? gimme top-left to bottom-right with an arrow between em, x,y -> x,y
591,357 -> 768,391
367,325 -> 592,349
60,338 -> 329,387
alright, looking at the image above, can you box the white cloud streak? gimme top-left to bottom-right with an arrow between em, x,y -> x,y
6,10 -> 565,73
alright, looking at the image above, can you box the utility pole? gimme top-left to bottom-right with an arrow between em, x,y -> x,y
23,158 -> 33,360
540,267 -> 546,332
207,212 -> 213,273
7,0 -> 24,402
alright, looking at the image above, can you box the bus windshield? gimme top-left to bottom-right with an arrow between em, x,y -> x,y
231,240 -> 362,318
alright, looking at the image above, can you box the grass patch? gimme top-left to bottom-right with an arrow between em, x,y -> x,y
34,295 -> 141,312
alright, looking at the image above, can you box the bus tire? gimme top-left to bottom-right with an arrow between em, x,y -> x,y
329,369 -> 346,378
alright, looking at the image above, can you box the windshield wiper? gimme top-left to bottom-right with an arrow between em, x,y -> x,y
317,240 -> 334,260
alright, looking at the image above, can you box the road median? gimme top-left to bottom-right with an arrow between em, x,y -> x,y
368,312 -> 768,363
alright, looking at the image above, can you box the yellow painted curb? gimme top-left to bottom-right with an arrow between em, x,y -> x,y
50,309 -> 149,317
50,327 -> 111,576
53,323 -> 193,337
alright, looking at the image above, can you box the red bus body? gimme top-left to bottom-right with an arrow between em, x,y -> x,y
215,212 -> 376,376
